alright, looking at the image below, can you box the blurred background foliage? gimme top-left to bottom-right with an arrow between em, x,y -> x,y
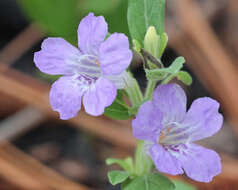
19,0 -> 130,45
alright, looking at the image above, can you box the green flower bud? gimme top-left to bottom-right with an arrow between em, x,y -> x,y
144,26 -> 168,59
144,26 -> 159,58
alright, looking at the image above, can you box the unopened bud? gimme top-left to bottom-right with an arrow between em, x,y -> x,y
144,26 -> 159,58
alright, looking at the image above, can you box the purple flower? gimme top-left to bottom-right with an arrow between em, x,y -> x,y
34,13 -> 132,120
132,84 -> 223,182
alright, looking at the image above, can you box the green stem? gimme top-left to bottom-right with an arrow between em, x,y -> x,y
161,74 -> 175,84
133,81 -> 144,105
135,140 -> 144,175
135,140 -> 154,176
144,80 -> 156,100
124,72 -> 143,106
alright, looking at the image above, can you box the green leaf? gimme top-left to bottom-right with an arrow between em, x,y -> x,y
169,56 -> 185,74
133,39 -> 142,55
145,56 -> 186,81
108,170 -> 130,185
105,0 -> 130,36
128,100 -> 147,116
37,71 -> 60,83
158,33 -> 168,58
106,158 -> 127,169
173,180 -> 197,190
81,0 -> 130,36
104,91 -> 131,120
135,141 -> 153,176
124,157 -> 134,173
145,68 -> 168,81
106,157 -> 134,173
19,0 -> 80,44
124,72 -> 144,106
78,0 -> 121,13
122,173 -> 175,190
19,0 -> 129,45
177,71 -> 193,85
160,56 -> 187,84
128,0 -> 165,45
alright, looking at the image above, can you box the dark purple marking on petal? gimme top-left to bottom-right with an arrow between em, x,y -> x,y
83,77 -> 116,116
149,144 -> 184,175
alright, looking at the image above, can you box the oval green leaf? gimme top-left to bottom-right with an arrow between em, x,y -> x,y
177,71 -> 193,86
128,0 -> 165,45
122,173 -> 175,190
173,180 -> 197,190
108,170 -> 130,185
104,91 -> 131,120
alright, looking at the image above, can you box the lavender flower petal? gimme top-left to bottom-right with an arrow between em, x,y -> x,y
78,13 -> 108,55
83,77 -> 116,116
179,144 -> 221,182
132,83 -> 223,182
49,76 -> 86,120
132,101 -> 162,142
153,84 -> 187,125
34,13 -> 133,119
34,38 -> 81,75
149,144 -> 184,175
181,97 -> 223,141
105,71 -> 127,89
99,33 -> 132,75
